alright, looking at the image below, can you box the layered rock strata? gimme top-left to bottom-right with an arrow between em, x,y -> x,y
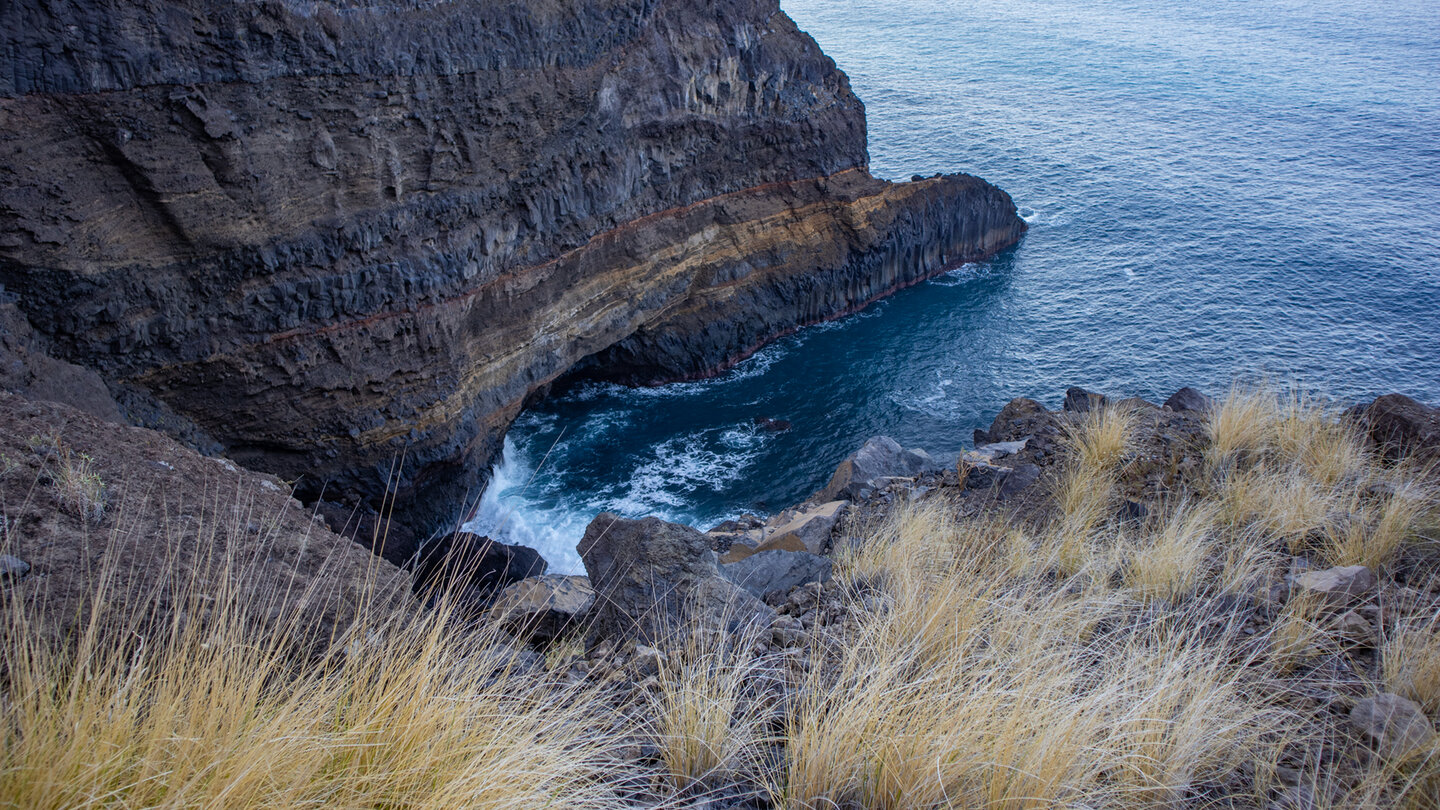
0,0 -> 1026,554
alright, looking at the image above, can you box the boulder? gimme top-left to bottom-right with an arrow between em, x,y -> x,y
489,575 -> 595,642
1295,565 -> 1376,606
761,500 -> 849,555
0,553 -> 31,582
721,550 -> 832,600
980,397 -> 1048,443
818,437 -> 935,501
1114,396 -> 1159,412
1063,387 -> 1109,413
1163,387 -> 1214,414
577,514 -> 774,644
1350,693 -> 1435,759
1350,393 -> 1440,463
967,439 -> 1028,463
719,532 -> 806,564
412,532 -> 547,597
961,460 -> 1040,501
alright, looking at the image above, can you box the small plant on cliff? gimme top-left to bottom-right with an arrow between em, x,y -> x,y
52,444 -> 105,523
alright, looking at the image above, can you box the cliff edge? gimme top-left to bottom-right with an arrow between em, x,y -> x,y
0,0 -> 1025,557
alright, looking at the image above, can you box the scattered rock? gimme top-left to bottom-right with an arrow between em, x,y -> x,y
1332,610 -> 1376,647
1295,565 -> 1377,607
1349,393 -> 1440,463
0,553 -> 30,582
1063,386 -> 1109,413
1350,693 -> 1436,759
1164,386 -> 1214,413
721,549 -> 832,600
578,514 -> 774,644
489,575 -> 595,642
412,532 -> 547,598
966,438 -> 1028,463
818,436 -> 935,501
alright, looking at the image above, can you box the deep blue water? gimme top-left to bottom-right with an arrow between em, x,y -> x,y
467,0 -> 1440,573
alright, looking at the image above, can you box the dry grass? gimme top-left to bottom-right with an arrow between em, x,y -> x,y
1207,386 -> 1435,570
650,624 -> 770,796
1386,614 -> 1440,715
5,386 -> 1439,809
0,504 -> 628,810
783,501 -> 1290,810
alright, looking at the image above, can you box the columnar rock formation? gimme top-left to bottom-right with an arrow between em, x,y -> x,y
0,0 -> 1026,556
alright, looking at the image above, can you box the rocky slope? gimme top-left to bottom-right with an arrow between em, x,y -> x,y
0,0 -> 1026,557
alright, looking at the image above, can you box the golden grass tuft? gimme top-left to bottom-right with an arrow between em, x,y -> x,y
1385,614 -> 1440,716
650,625 -> 770,795
0,505 -> 627,810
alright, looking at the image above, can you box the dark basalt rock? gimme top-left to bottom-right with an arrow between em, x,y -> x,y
578,513 -> 773,644
1164,387 -> 1214,414
1348,393 -> 1440,463
1064,387 -> 1110,413
0,0 -> 1026,548
412,532 -> 547,598
981,397 -> 1050,443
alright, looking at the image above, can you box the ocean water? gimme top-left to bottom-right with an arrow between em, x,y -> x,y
466,0 -> 1440,573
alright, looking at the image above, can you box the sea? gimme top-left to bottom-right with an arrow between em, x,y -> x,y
465,0 -> 1440,573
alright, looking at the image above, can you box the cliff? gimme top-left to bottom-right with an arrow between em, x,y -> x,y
0,0 -> 1025,558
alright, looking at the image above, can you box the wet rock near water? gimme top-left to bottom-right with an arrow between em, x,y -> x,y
412,532 -> 547,601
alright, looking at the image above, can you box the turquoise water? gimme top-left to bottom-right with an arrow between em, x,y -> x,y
467,0 -> 1440,573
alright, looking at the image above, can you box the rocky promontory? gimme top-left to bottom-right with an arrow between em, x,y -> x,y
0,0 -> 1025,556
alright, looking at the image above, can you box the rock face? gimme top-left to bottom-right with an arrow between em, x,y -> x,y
819,436 -> 936,501
0,390 -> 413,646
577,513 -> 774,644
0,0 -> 1026,554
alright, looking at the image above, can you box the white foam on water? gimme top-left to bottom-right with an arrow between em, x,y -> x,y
463,436 -> 591,574
610,424 -> 767,518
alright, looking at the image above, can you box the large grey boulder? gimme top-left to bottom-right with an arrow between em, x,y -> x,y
1350,693 -> 1435,759
578,514 -> 774,644
721,549 -> 832,600
1295,565 -> 1376,607
818,436 -> 935,501
489,575 -> 595,642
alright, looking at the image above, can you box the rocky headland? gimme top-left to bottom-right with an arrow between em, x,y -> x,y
0,0 -> 1025,559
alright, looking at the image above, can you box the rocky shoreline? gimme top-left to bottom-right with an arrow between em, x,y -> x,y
2,381 -> 1438,806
